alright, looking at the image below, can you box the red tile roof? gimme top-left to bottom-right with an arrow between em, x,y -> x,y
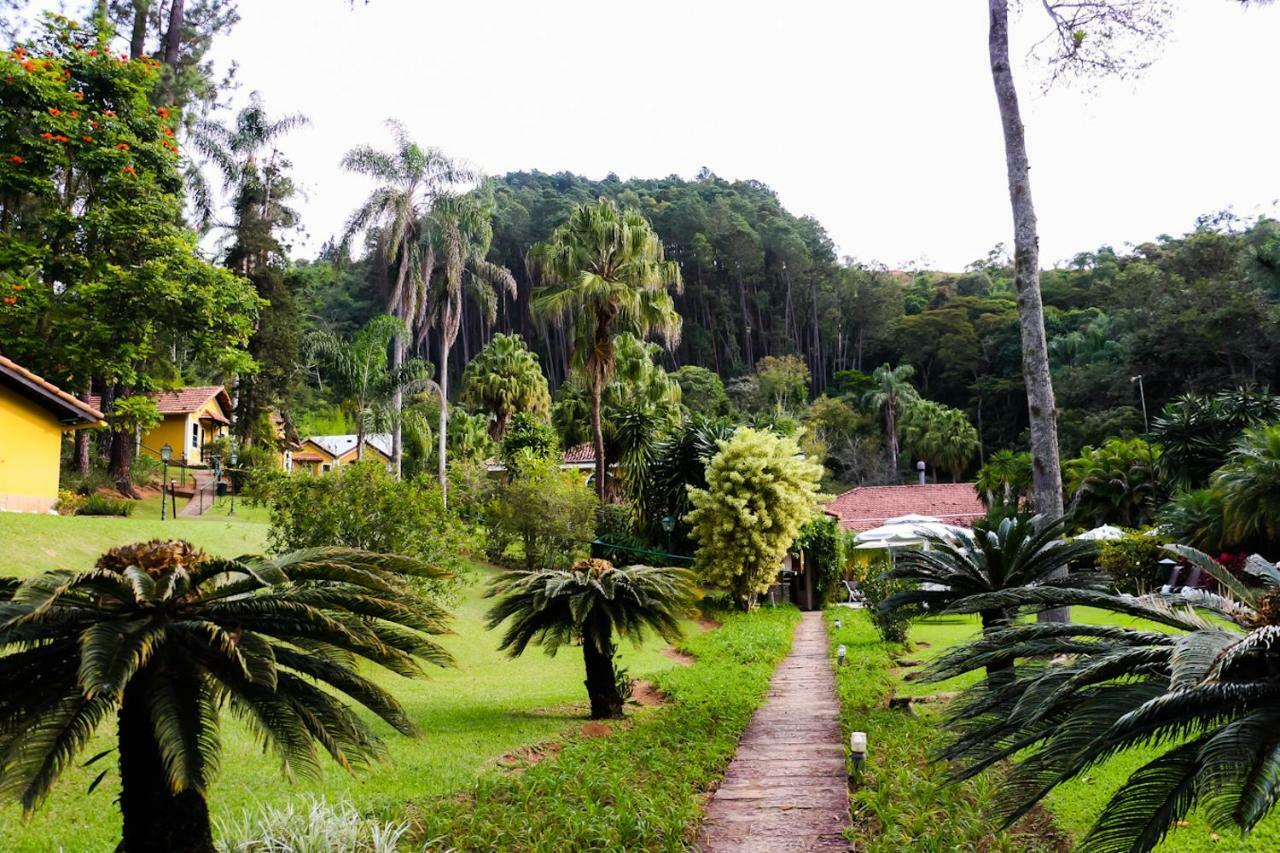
822,483 -> 986,532
0,353 -> 104,426
88,386 -> 230,419
562,443 -> 596,465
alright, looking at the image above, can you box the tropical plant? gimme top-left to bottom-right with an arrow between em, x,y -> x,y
0,540 -> 452,851
459,332 -> 551,439
975,449 -> 1033,511
881,514 -> 1099,678
862,363 -> 917,471
1214,423 -> 1280,552
921,546 -> 1280,852
423,191 -> 517,498
486,558 -> 695,718
1064,437 -> 1165,529
672,365 -> 732,418
1158,488 -> 1226,553
754,354 -> 810,412
900,399 -> 980,482
686,427 -> 824,609
1095,532 -> 1166,595
215,796 -> 409,853
1150,392 -> 1234,489
305,315 -> 437,463
484,456 -> 598,571
498,411 -> 560,476
340,121 -> 476,475
633,417 -> 735,546
529,198 -> 682,500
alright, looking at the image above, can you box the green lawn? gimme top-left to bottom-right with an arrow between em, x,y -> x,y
0,512 -> 682,852
892,609 -> 1279,852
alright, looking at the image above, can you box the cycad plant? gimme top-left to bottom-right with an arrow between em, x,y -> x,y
881,514 -> 1100,677
0,540 -> 452,852
486,559 -> 695,719
1214,423 -> 1280,550
920,545 -> 1280,852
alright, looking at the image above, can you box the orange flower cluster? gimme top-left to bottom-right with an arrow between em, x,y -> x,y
39,132 -> 53,140
1,297 -> 16,305
47,108 -> 61,116
121,164 -> 136,175
115,143 -> 130,151
8,155 -> 22,164
156,106 -> 170,119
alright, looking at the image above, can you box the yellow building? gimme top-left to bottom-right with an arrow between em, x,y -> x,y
0,354 -> 104,513
90,386 -> 232,465
290,434 -> 393,475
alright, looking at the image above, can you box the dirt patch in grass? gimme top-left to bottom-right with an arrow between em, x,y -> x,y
696,617 -> 722,632
630,679 -> 671,707
660,645 -> 695,666
579,722 -> 613,738
1009,804 -> 1072,852
495,741 -> 562,774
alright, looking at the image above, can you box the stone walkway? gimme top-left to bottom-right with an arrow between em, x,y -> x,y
699,611 -> 850,852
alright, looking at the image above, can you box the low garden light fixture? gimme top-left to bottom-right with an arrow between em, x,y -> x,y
850,731 -> 868,772
835,617 -> 842,630
837,644 -> 847,666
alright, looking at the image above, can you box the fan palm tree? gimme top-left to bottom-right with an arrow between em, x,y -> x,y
862,363 -> 917,471
920,546 -> 1280,853
1214,424 -> 1280,550
306,315 -> 437,461
0,539 -> 453,852
459,332 -> 551,440
975,449 -> 1033,511
486,559 -> 695,719
881,514 -> 1099,679
529,198 -> 683,500
423,191 -> 516,500
340,121 -> 476,476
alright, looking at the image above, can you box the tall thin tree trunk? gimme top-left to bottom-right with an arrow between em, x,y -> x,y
163,0 -> 184,67
390,334 -> 403,478
591,378 -> 606,502
129,1 -> 151,59
737,272 -> 754,368
75,387 -> 93,478
117,675 -> 214,853
438,333 -> 450,504
989,0 -> 1067,622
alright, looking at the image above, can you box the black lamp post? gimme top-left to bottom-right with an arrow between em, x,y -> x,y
660,514 -> 676,555
228,448 -> 237,516
159,443 -> 172,520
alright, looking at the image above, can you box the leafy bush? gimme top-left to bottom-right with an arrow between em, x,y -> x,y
77,494 -> 134,516
854,558 -> 913,643
499,411 -> 558,474
54,489 -> 85,515
796,515 -> 847,606
129,452 -> 162,488
484,457 -> 597,570
687,427 -> 824,608
64,467 -> 112,497
256,462 -> 468,602
1096,531 -> 1166,594
216,797 -> 408,853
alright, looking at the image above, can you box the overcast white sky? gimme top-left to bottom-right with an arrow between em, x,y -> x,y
206,0 -> 1280,270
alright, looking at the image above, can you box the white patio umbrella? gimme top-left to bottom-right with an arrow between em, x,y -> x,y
1076,524 -> 1126,541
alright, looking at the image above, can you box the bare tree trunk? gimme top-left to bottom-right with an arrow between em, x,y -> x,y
129,1 -> 151,59
737,272 -> 754,368
390,334 -> 403,479
989,0 -> 1067,622
163,0 -> 184,67
75,387 -> 93,478
591,378 -> 606,502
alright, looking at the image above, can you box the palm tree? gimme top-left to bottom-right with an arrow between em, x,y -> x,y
881,514 -> 1099,679
341,121 -> 476,476
306,315 -> 437,461
1214,423 -> 1280,549
529,198 -> 683,500
921,546 -> 1280,852
0,539 -> 452,852
459,332 -> 551,440
485,559 -> 695,719
862,363 -> 917,472
975,449 -> 1033,511
423,192 -> 516,500
1064,437 -> 1165,529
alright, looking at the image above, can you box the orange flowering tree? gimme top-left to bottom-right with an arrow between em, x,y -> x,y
0,14 -> 258,491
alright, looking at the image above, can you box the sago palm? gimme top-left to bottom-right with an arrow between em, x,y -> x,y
458,332 -> 551,440
485,559 -> 694,719
1214,423 -> 1280,550
881,514 -> 1100,677
920,546 -> 1280,853
529,198 -> 682,500
341,121 -> 476,475
306,315 -> 438,462
0,540 -> 453,853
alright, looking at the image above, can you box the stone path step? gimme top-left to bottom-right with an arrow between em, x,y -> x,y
699,611 -> 850,852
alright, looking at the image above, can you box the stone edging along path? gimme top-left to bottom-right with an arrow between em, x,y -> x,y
698,611 -> 850,852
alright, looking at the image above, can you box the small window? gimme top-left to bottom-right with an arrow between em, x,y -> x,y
321,464 -> 331,473
191,422 -> 199,449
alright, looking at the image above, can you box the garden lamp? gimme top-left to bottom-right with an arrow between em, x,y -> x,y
228,448 -> 238,516
159,443 -> 172,520
660,515 -> 676,554
850,731 -> 868,773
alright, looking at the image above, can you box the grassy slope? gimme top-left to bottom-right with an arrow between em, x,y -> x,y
0,513 -> 679,852
898,610 -> 1278,852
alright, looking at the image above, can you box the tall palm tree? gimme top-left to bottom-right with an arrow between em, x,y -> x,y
881,514 -> 1099,679
486,559 -> 695,719
529,199 -> 683,500
922,546 -> 1280,853
424,191 -> 516,500
975,449 -> 1033,511
306,315 -> 437,461
1214,423 -> 1280,549
0,539 -> 452,852
862,363 -> 917,472
459,332 -> 551,440
340,121 -> 476,477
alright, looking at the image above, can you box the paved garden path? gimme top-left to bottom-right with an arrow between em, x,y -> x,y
699,611 -> 849,852
177,470 -> 218,517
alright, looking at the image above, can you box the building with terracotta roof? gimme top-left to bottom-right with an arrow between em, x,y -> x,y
90,386 -> 232,466
822,483 -> 986,532
0,354 -> 104,512
291,433 -> 393,475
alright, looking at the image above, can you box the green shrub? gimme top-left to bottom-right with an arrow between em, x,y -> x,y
54,489 -> 85,515
485,457 -> 597,570
77,494 -> 134,516
855,558 -> 914,643
796,515 -> 847,606
129,452 -> 162,488
215,797 -> 408,853
256,462 -> 468,602
1096,532 -> 1165,594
